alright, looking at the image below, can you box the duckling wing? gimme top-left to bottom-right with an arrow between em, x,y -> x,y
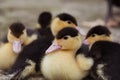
76,43 -> 89,56
88,41 -> 120,80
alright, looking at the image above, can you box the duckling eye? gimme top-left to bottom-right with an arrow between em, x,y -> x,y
63,36 -> 69,40
91,34 -> 95,37
66,21 -> 71,24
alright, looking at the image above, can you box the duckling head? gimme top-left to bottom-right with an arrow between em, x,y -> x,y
7,22 -> 27,53
46,27 -> 82,54
84,25 -> 112,45
51,13 -> 83,36
36,11 -> 52,29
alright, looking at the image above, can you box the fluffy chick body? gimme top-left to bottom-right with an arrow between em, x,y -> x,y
41,27 -> 93,80
0,43 -> 18,70
41,50 -> 89,80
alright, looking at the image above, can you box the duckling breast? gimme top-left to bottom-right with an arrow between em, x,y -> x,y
0,43 -> 18,70
41,51 -> 85,80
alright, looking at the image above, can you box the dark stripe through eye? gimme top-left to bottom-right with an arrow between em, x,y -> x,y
56,27 -> 78,39
63,36 -> 69,40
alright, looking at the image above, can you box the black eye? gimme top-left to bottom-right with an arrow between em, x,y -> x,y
66,21 -> 71,24
91,34 -> 95,37
63,36 -> 69,40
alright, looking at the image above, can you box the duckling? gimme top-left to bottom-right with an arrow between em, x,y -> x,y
36,11 -> 52,37
26,11 -> 53,41
51,13 -> 85,36
0,22 -> 28,71
83,25 -> 120,80
7,12 -> 54,78
51,13 -> 88,54
22,11 -> 53,41
41,27 -> 93,80
83,25 -> 112,80
51,13 -> 77,36
7,13 -> 86,79
51,13 -> 88,55
84,25 -> 112,46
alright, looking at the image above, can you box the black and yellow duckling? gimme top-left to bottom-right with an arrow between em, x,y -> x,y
83,25 -> 120,80
51,13 -> 88,54
51,13 -> 85,36
84,25 -> 112,46
26,11 -> 53,41
51,13 -> 88,55
35,11 -> 52,37
51,13 -> 77,36
7,13 -> 86,79
0,22 -> 28,71
41,27 -> 93,80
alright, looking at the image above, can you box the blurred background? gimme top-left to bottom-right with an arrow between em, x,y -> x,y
0,0 -> 120,42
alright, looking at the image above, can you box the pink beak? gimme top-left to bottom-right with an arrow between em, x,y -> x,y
45,42 -> 61,54
13,40 -> 22,54
83,39 -> 90,45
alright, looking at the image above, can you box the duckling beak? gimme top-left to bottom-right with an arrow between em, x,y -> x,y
45,42 -> 61,54
83,39 -> 90,45
75,26 -> 86,36
13,40 -> 22,53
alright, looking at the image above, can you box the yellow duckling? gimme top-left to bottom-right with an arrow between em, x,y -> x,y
41,27 -> 93,80
84,25 -> 112,46
0,22 -> 29,70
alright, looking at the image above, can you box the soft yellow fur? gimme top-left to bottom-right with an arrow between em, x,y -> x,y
35,23 -> 41,29
0,43 -> 18,70
76,54 -> 94,71
51,18 -> 76,36
41,34 -> 93,80
0,29 -> 36,70
41,51 -> 83,80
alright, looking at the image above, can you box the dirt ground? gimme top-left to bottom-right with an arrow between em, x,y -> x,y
0,0 -> 120,79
